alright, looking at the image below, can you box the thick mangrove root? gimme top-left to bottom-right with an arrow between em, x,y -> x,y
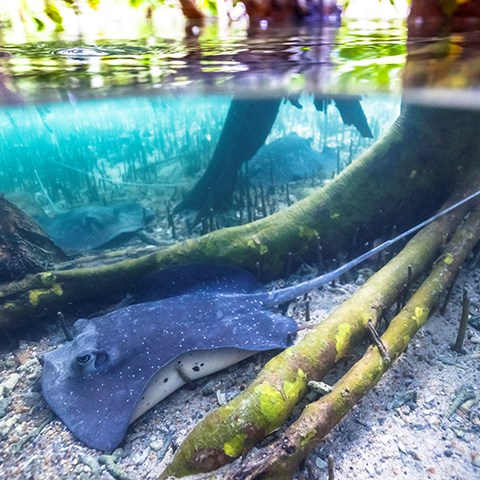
0,195 -> 66,282
160,175 -> 480,478
232,201 -> 480,480
1,106 -> 478,331
175,97 -> 281,212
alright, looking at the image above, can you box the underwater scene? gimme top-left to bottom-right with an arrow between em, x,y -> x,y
1,1 -> 480,479
0,94 -> 398,253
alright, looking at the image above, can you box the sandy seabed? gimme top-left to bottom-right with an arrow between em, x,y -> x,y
0,262 -> 479,480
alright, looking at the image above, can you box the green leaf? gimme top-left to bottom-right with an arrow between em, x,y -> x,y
204,0 -> 218,15
87,0 -> 100,8
130,0 -> 145,7
45,1 -> 63,25
33,17 -> 45,31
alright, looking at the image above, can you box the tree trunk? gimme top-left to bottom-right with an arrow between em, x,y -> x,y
178,0 -> 205,20
175,97 -> 281,213
0,195 -> 66,283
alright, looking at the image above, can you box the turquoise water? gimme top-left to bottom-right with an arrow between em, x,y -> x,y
0,93 -> 399,246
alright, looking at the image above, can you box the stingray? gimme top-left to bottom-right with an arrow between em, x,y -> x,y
39,202 -> 154,252
248,133 -> 337,185
40,189 -> 480,451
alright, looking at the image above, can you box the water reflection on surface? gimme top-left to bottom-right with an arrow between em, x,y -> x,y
0,21 -> 407,103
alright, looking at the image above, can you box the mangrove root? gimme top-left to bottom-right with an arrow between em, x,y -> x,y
229,193 -> 480,480
160,171 -> 480,478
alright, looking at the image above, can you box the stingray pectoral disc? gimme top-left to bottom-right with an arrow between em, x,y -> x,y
41,266 -> 297,451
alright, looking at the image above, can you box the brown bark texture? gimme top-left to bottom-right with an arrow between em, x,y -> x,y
0,195 -> 67,283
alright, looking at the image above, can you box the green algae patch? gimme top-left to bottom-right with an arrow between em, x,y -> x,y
246,235 -> 268,255
298,226 -> 318,240
223,433 -> 247,458
443,253 -> 454,265
259,244 -> 269,255
28,283 -> 63,306
299,429 -> 317,448
282,368 -> 307,403
52,283 -> 63,296
39,272 -> 56,287
411,306 -> 429,327
29,289 -> 46,306
335,323 -> 352,361
254,384 -> 285,424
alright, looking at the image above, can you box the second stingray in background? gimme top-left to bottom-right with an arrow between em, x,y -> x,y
38,202 -> 154,251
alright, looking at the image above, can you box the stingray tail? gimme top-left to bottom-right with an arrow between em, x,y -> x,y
262,188 -> 480,307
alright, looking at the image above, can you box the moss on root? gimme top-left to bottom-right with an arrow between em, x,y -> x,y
161,171 -> 477,477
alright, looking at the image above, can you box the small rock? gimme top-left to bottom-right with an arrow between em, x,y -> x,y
26,364 -> 42,383
397,440 -> 407,454
149,439 -> 164,451
424,393 -> 435,404
216,390 -> 227,405
438,355 -> 456,366
5,356 -> 17,368
1,414 -> 19,436
472,452 -> 480,468
0,398 -> 10,418
132,449 -> 149,465
470,331 -> 480,344
451,427 -> 467,439
387,390 -> 417,410
3,373 -> 20,391
19,358 -> 40,371
407,450 -> 421,461
200,384 -> 214,396
24,391 -> 42,403
315,457 -> 327,469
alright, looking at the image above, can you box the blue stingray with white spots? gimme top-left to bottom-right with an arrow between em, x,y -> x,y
41,264 -> 297,451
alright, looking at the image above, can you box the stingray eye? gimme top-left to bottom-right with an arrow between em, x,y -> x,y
76,353 -> 92,365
